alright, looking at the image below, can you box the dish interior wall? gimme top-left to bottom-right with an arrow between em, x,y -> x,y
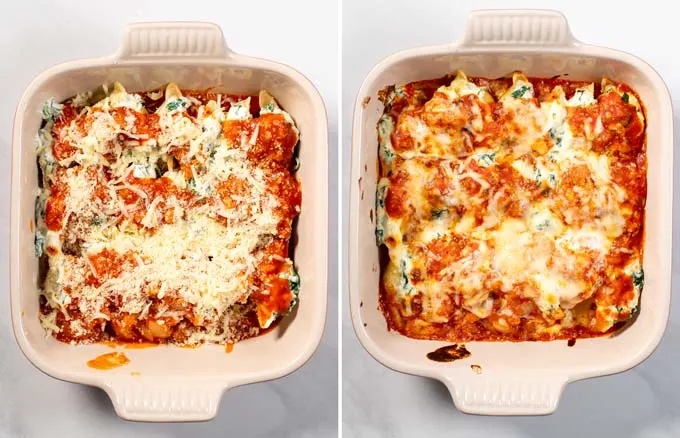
354,50 -> 669,380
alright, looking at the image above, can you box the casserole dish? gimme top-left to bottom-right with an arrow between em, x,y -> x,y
11,22 -> 328,422
349,9 -> 672,416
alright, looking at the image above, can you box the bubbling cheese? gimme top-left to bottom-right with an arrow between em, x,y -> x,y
377,70 -> 646,339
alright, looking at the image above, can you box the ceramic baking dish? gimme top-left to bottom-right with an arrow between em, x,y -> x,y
349,9 -> 673,416
11,22 -> 328,422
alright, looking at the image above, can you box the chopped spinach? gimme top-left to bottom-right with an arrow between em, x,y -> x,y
34,233 -> 45,257
188,177 -> 199,194
41,98 -> 63,122
632,269 -> 644,291
477,151 -> 496,167
431,209 -> 447,219
166,99 -> 186,111
376,184 -> 387,209
37,128 -> 53,151
399,259 -> 413,294
547,173 -> 556,187
289,270 -> 301,295
375,184 -> 387,246
378,116 -> 396,165
549,127 -> 563,148
511,85 -> 531,99
286,268 -> 301,312
622,93 -> 630,104
35,196 -> 46,221
209,146 -> 218,160
534,168 -> 542,185
227,104 -> 250,120
375,228 -> 385,244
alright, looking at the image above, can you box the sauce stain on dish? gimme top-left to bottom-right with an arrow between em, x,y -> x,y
122,342 -> 157,349
427,344 -> 471,363
100,340 -> 157,349
225,343 -> 234,353
87,352 -> 130,370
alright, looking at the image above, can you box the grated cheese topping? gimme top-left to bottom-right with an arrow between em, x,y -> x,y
36,83 -> 301,345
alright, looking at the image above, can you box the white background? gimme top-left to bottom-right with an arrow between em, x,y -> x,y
342,1 -> 680,437
0,0 -> 338,437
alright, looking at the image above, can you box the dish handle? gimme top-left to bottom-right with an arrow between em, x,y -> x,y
103,379 -> 225,422
116,22 -> 232,61
441,373 -> 567,416
460,9 -> 577,48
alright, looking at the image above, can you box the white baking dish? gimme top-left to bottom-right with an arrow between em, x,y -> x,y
349,10 -> 673,416
11,22 -> 328,422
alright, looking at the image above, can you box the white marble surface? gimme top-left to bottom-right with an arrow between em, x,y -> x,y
342,1 -> 680,437
0,0 -> 338,436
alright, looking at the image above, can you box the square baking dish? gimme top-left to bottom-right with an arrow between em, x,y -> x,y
349,9 -> 673,416
11,22 -> 328,422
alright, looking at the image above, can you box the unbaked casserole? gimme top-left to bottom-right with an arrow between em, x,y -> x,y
36,82 -> 301,346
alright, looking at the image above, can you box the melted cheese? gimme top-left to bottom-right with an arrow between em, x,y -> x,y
377,71 -> 644,336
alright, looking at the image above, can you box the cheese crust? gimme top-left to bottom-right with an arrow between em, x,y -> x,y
36,83 -> 301,345
376,72 -> 646,341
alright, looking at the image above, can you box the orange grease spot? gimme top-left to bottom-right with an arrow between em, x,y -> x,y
87,352 -> 130,370
225,343 -> 234,353
122,342 -> 157,350
99,341 -> 157,349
